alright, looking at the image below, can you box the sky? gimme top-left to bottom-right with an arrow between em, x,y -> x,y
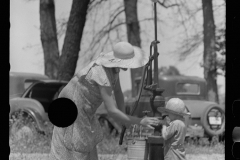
10,0 -> 225,94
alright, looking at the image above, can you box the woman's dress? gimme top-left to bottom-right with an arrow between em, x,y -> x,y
49,61 -> 118,160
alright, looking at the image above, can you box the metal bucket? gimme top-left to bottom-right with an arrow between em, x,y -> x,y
127,138 -> 147,160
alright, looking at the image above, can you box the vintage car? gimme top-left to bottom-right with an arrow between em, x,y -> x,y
10,72 -> 49,99
125,75 -> 225,139
9,73 -> 121,136
9,79 -> 67,134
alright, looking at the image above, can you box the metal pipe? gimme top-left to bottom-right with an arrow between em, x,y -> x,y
153,2 -> 159,87
154,3 -> 157,41
148,45 -> 153,85
119,64 -> 149,145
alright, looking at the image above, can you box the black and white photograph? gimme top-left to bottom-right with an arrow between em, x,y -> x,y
9,0 -> 226,160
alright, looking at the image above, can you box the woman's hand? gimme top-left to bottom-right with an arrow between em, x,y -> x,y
140,117 -> 161,129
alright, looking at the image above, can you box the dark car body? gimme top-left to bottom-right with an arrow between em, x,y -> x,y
9,73 -> 121,134
10,79 -> 67,131
10,72 -> 49,99
125,75 -> 225,138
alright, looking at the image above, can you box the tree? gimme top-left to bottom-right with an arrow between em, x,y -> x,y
39,0 -> 90,81
40,0 -> 59,79
158,65 -> 181,76
157,0 -> 225,103
124,0 -> 143,97
58,0 -> 91,81
201,0 -> 219,103
215,28 -> 225,77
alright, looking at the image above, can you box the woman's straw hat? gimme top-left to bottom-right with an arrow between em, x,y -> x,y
96,42 -> 149,69
157,98 -> 190,117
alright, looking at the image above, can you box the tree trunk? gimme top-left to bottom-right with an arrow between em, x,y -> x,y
58,0 -> 90,81
202,0 -> 219,103
40,0 -> 59,79
124,0 -> 143,97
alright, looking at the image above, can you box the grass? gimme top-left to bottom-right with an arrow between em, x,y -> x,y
185,142 -> 224,155
9,113 -> 53,153
97,133 -> 128,154
9,116 -> 225,156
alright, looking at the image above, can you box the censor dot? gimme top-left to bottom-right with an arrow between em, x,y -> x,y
48,98 -> 78,128
232,142 -> 240,159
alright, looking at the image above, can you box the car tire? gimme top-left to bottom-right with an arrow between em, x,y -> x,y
201,105 -> 225,137
9,110 -> 37,139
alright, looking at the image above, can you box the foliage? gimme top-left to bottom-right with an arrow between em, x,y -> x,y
171,0 -> 225,78
158,65 -> 181,76
9,111 -> 53,153
215,28 -> 225,76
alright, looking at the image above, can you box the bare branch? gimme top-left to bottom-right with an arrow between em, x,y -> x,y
157,0 -> 180,8
56,18 -> 68,39
174,31 -> 203,61
23,0 -> 38,2
22,43 -> 40,48
175,0 -> 190,49
88,0 -> 108,12
86,6 -> 124,50
83,13 -> 155,63
88,16 -> 155,51
88,21 -> 126,51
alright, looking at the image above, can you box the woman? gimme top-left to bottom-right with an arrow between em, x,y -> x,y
49,42 -> 161,160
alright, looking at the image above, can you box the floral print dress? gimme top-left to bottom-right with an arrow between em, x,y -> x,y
49,61 -> 119,160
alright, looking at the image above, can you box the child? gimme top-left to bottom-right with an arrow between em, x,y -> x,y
158,98 -> 189,160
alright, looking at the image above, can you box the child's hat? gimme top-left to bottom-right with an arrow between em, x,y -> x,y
157,98 -> 190,117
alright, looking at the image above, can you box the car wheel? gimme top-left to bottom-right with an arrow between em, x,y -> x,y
201,105 -> 225,137
9,110 -> 37,140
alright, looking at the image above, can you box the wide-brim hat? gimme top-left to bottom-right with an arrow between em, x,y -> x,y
96,42 -> 149,69
157,107 -> 190,118
157,98 -> 190,118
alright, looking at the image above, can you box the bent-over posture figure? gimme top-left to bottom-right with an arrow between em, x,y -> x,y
49,42 -> 160,160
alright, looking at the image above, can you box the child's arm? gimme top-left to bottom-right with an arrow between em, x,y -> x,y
162,123 -> 176,140
162,125 -> 168,140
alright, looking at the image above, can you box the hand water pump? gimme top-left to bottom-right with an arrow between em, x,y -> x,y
119,1 -> 165,160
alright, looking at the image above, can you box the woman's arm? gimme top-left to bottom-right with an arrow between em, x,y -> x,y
113,78 -> 125,113
99,84 -> 159,129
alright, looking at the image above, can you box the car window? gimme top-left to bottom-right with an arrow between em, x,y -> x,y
176,83 -> 200,95
24,79 -> 38,90
26,83 -> 65,102
53,85 -> 66,100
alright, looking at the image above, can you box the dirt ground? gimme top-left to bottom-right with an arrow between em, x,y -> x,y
9,153 -> 225,160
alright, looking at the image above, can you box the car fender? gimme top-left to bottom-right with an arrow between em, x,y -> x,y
9,98 -> 47,131
183,100 -> 220,118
